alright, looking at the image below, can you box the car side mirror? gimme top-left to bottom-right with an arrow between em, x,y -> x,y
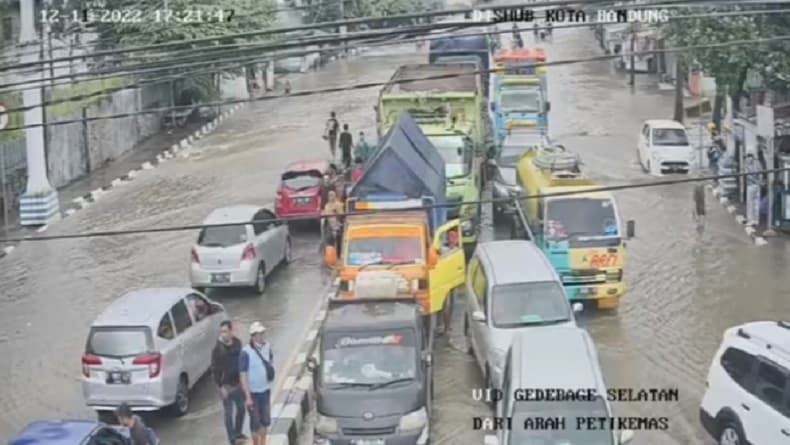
307,356 -> 318,372
472,310 -> 486,322
572,302 -> 583,313
457,147 -> 463,156
489,102 -> 495,112
544,101 -> 551,112
428,248 -> 439,268
422,351 -> 432,366
210,303 -> 224,314
625,220 -> 635,238
619,430 -> 635,444
484,435 -> 499,445
324,245 -> 338,266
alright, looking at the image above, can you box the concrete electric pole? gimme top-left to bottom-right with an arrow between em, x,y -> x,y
18,0 -> 60,226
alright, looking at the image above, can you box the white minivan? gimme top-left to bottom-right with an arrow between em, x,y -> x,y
82,288 -> 225,422
637,119 -> 695,175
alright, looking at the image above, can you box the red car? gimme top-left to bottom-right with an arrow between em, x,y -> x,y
275,160 -> 332,224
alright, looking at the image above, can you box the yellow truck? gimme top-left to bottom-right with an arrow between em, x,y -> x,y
376,63 -> 484,246
516,145 -> 635,309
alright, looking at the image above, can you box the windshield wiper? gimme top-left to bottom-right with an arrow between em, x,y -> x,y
357,260 -> 414,271
328,382 -> 375,389
369,377 -> 415,390
200,242 -> 225,247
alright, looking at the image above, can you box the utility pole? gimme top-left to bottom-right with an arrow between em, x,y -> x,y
339,0 -> 347,54
628,25 -> 636,87
18,0 -> 60,226
766,135 -> 776,236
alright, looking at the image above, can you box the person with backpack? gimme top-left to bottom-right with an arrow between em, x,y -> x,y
116,403 -> 158,445
239,322 -> 275,445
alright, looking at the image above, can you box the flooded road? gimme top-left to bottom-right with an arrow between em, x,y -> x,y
0,50 -> 422,442
426,25 -> 790,445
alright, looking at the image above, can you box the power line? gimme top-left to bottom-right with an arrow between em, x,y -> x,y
0,21 -> 483,89
0,0 -> 726,72
2,5 -> 783,103
0,0 -> 348,64
1,1 -> 777,88
0,33 -> 788,131
0,166 -> 783,244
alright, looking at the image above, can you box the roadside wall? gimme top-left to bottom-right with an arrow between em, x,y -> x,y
45,83 -> 168,189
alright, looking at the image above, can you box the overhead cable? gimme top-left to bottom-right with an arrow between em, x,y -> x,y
0,0 -> 731,72
1,33 -> 788,131
0,166 -> 783,243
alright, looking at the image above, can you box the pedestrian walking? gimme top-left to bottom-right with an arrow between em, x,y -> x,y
322,190 -> 345,251
116,403 -> 159,445
240,322 -> 275,445
339,124 -> 354,169
692,182 -> 706,232
283,79 -> 291,95
745,153 -> 762,226
355,131 -> 373,163
324,112 -> 340,161
212,320 -> 247,445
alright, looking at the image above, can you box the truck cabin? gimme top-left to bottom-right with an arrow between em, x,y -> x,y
537,189 -> 626,248
495,78 -> 549,115
308,296 -> 431,445
494,49 -> 547,76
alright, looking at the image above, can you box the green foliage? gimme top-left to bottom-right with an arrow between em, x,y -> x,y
46,76 -> 128,118
662,6 -> 789,94
305,0 -> 430,27
0,92 -> 23,142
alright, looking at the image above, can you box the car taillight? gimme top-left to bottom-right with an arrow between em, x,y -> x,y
241,243 -> 256,261
133,353 -> 162,378
191,247 -> 200,264
82,354 -> 102,377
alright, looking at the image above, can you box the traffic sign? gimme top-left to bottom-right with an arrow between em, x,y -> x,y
0,104 -> 7,130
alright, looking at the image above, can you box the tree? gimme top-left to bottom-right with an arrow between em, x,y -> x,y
305,0 -> 430,28
88,0 -> 277,102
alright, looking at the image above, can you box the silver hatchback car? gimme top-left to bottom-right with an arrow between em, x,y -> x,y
190,205 -> 292,294
82,288 -> 226,422
464,240 -> 582,391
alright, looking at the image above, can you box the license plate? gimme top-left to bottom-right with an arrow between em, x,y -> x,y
211,273 -> 230,283
107,371 -> 130,384
352,440 -> 384,445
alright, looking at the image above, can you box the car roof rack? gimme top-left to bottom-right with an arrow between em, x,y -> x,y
778,320 -> 790,329
738,323 -> 790,363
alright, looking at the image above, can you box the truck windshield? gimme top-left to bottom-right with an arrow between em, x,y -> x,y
502,63 -> 536,75
491,282 -> 571,327
321,331 -> 417,386
544,198 -> 619,241
500,89 -> 540,113
508,397 -> 615,445
427,135 -> 470,177
347,236 -> 424,266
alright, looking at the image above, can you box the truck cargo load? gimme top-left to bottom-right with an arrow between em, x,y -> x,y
429,35 -> 490,96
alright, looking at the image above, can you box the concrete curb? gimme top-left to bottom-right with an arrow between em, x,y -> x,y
0,102 -> 248,259
708,184 -> 768,246
266,289 -> 333,445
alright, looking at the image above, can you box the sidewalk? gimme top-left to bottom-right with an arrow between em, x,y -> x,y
0,120 -> 205,255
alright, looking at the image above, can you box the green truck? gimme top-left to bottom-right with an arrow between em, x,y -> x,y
375,63 -> 484,245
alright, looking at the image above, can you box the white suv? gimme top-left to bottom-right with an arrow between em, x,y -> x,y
700,321 -> 790,445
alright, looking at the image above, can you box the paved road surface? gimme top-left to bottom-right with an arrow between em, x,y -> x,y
0,50 -> 422,443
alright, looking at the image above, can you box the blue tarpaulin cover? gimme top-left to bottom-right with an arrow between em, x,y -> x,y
350,112 -> 446,203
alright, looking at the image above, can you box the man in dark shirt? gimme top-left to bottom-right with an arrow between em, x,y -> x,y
116,403 -> 155,445
339,124 -> 353,169
212,320 -> 246,445
324,112 -> 340,161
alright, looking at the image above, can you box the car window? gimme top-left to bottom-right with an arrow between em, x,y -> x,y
720,347 -> 756,389
171,299 -> 193,334
86,327 -> 152,358
440,225 -> 462,254
472,264 -> 488,313
252,210 -> 268,235
89,427 -> 128,445
157,313 -> 175,340
260,209 -> 278,226
754,359 -> 788,411
198,225 -> 248,247
186,293 -> 210,323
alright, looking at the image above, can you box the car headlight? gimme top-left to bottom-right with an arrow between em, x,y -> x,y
462,220 -> 473,231
316,414 -> 338,435
399,407 -> 428,431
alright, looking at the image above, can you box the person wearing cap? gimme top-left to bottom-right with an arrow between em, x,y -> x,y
239,321 -> 275,445
116,403 -> 157,445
